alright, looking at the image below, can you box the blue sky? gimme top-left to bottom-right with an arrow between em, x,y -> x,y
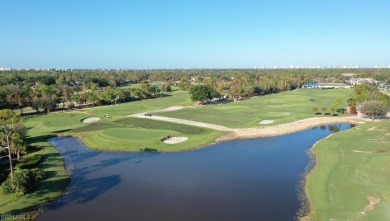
1,0 -> 389,69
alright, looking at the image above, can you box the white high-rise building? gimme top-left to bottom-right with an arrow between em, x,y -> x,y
0,67 -> 11,71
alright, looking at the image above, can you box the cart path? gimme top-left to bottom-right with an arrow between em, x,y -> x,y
129,106 -> 368,136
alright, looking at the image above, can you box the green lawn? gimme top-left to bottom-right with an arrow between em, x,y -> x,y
157,89 -> 352,128
0,88 -> 381,218
0,130 -> 69,219
0,91 -> 192,216
0,112 -> 86,217
305,120 -> 390,220
84,90 -> 192,118
74,118 -> 224,151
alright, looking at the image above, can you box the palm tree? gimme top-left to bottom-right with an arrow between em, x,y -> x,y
0,109 -> 24,180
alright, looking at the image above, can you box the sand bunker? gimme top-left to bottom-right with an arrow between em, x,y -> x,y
361,196 -> 380,214
259,120 -> 274,125
82,117 -> 100,123
163,137 -> 188,144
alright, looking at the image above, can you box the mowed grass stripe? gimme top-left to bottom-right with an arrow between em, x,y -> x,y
305,121 -> 390,220
157,89 -> 352,128
75,118 -> 224,151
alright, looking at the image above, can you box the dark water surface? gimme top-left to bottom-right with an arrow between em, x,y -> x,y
37,124 -> 352,221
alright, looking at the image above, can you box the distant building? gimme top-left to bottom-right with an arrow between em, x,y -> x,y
302,83 -> 352,89
349,78 -> 377,85
302,83 -> 319,89
349,78 -> 389,91
0,67 -> 12,71
318,83 -> 352,89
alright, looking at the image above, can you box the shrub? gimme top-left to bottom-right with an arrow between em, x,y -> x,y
321,107 -> 327,115
1,169 -> 46,195
1,179 -> 13,194
17,154 -> 43,169
331,108 -> 336,116
358,100 -> 389,119
68,103 -> 75,109
140,148 -> 157,152
312,107 -> 319,114
349,104 -> 357,114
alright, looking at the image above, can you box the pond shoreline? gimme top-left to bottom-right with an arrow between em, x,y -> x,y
37,124 -> 354,221
298,127 -> 354,220
30,117 -> 368,220
216,116 -> 366,142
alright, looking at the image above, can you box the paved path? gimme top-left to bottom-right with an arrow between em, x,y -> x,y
130,114 -> 235,131
128,106 -> 235,132
129,106 -> 370,140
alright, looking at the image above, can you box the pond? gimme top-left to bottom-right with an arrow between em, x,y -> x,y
37,124 -> 352,221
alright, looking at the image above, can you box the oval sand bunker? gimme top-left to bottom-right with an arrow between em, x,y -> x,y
259,120 -> 274,125
82,117 -> 101,123
163,137 -> 189,144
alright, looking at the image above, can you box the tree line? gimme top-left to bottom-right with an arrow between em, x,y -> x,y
0,68 -> 389,114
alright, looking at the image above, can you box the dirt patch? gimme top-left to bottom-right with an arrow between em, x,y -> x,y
163,137 -> 189,144
361,196 -> 380,214
82,117 -> 100,123
258,120 -> 274,125
376,150 -> 389,153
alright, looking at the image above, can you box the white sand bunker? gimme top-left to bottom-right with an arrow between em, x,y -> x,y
163,137 -> 189,144
259,120 -> 274,125
82,117 -> 100,123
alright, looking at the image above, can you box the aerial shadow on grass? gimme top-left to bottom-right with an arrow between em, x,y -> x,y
26,134 -> 57,145
51,129 -> 72,134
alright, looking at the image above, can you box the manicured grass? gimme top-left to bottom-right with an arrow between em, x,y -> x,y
77,118 -> 224,151
305,120 -> 390,220
26,113 -> 87,135
0,140 -> 69,218
158,89 -> 352,128
0,91 -> 192,216
0,88 -> 369,217
381,90 -> 390,96
0,113 -> 78,217
84,91 -> 192,118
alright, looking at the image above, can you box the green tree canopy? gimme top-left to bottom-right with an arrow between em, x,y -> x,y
189,85 -> 220,103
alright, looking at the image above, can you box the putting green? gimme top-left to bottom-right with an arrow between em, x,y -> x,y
78,118 -> 224,152
98,127 -> 172,140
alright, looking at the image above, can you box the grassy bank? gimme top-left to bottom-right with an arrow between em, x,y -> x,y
305,120 -> 390,220
0,91 -> 192,216
157,89 -> 351,128
76,118 -> 224,151
85,90 -> 192,117
0,131 -> 69,219
0,88 -> 367,217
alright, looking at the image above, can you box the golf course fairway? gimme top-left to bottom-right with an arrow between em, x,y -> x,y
305,120 -> 390,220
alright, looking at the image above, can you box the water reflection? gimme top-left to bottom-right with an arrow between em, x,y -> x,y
37,124 -> 352,221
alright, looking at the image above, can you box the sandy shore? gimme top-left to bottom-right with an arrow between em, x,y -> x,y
216,116 -> 367,142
